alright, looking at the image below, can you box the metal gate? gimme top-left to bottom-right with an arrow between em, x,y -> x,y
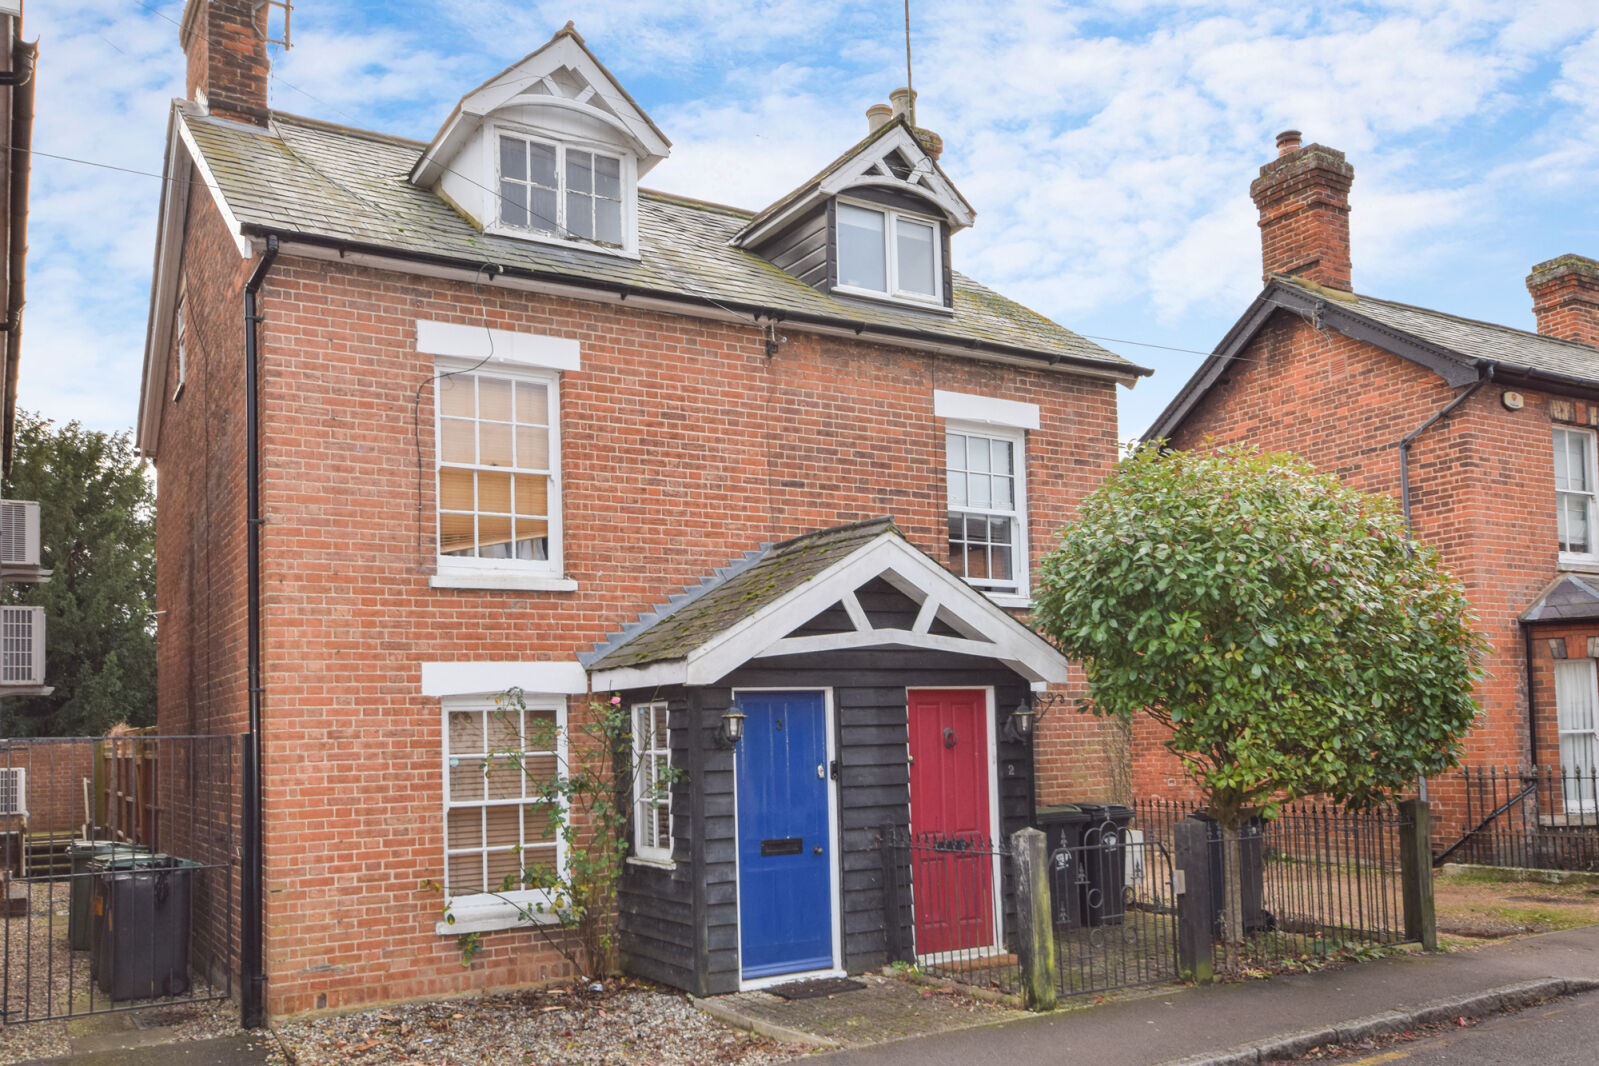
1049,828 -> 1180,996
0,733 -> 241,1024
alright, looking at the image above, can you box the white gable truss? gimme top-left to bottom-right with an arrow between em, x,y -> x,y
732,121 -> 975,250
410,26 -> 671,188
587,531 -> 1070,691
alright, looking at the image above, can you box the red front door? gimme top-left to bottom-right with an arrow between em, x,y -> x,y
907,688 -> 996,956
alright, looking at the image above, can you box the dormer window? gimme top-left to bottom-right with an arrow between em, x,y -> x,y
497,132 -> 623,246
836,201 -> 941,302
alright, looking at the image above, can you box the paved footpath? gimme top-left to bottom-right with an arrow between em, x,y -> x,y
812,926 -> 1599,1066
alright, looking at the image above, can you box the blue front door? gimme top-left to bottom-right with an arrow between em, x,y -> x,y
735,690 -> 834,980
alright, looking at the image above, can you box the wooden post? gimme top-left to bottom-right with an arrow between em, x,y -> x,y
1399,798 -> 1437,950
1174,816 -> 1214,983
1010,827 -> 1057,1011
880,823 -> 910,965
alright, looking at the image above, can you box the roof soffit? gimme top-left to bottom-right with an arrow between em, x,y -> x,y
410,28 -> 670,188
733,120 -> 975,248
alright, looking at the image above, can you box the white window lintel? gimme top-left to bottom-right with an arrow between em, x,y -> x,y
421,661 -> 588,698
934,390 -> 1041,431
417,320 -> 581,372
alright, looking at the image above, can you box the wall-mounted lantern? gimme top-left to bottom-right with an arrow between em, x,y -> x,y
719,701 -> 748,748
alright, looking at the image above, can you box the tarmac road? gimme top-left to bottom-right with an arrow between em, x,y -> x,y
1299,990 -> 1599,1065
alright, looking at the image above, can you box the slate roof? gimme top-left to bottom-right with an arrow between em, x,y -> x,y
1147,275 -> 1599,440
181,109 -> 1144,378
1523,574 -> 1599,623
581,517 -> 897,671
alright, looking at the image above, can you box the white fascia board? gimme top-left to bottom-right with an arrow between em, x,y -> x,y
420,660 -> 588,698
818,125 -> 974,230
176,116 -> 252,259
138,110 -> 194,457
585,659 -> 688,693
934,389 -> 1041,430
684,534 -> 1071,686
416,319 -> 581,371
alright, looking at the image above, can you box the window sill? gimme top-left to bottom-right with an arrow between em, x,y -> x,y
481,224 -> 640,261
1539,813 -> 1599,828
431,571 -> 579,592
1559,555 -> 1599,575
437,891 -> 563,936
627,855 -> 676,871
831,285 -> 954,315
984,592 -> 1034,610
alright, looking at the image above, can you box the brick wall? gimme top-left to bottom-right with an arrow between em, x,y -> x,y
0,740 -> 93,838
1147,307 -> 1587,839
153,190 -> 1124,1014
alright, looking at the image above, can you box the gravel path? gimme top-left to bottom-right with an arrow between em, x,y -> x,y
271,980 -> 802,1066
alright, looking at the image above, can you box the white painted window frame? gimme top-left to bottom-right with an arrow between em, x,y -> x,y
485,122 -> 637,257
433,357 -> 569,590
944,420 -> 1029,605
832,196 -> 944,307
631,700 -> 673,866
439,692 -> 568,935
1554,658 -> 1599,815
1556,427 -> 1599,564
173,289 -> 188,402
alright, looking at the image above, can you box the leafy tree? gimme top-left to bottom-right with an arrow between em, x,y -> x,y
1033,443 -> 1483,968
1,412 -> 156,737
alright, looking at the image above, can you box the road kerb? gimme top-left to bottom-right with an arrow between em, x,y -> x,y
1148,977 -> 1599,1066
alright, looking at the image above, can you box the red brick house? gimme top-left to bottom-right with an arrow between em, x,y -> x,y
137,6 -> 1147,1018
1142,130 -> 1599,837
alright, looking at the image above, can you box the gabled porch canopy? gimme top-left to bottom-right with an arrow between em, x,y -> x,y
582,517 -> 1071,691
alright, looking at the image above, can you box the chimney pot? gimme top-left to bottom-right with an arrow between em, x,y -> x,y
1250,132 -> 1355,291
867,103 -> 893,134
889,86 -> 916,122
1528,255 -> 1599,347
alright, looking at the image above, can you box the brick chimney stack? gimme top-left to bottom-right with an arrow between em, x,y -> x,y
179,0 -> 271,126
1249,130 -> 1355,292
1527,255 -> 1599,348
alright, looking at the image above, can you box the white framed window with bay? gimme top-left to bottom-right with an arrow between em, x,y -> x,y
1555,658 -> 1599,815
490,126 -> 633,253
435,359 -> 563,581
441,693 -> 567,932
1555,427 -> 1598,561
632,700 -> 673,865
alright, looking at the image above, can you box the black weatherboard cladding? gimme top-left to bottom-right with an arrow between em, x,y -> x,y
615,643 -> 1034,991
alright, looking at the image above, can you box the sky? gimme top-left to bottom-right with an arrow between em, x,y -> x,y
18,0 -> 1599,440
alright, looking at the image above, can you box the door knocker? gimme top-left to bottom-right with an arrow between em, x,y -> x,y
943,727 -> 957,749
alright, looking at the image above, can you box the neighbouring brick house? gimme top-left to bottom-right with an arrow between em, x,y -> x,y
137,6 -> 1148,1017
1143,129 -> 1599,843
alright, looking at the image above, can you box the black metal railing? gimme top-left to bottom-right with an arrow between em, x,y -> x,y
883,828 -> 1018,995
0,734 -> 240,1025
1132,798 -> 1410,962
1048,828 -> 1179,996
1438,765 -> 1599,871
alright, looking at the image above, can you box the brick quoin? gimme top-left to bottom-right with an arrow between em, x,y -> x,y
152,177 -> 1126,1014
1142,133 -> 1599,849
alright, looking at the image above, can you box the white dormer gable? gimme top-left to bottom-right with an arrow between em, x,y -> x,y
732,119 -> 974,250
410,24 -> 670,257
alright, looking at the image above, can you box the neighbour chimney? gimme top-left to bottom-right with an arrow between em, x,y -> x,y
1528,255 -> 1599,348
179,0 -> 271,126
867,103 -> 893,133
1250,130 -> 1355,291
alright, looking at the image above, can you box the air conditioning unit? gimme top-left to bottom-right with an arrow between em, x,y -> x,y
0,768 -> 26,817
0,501 -> 39,568
0,606 -> 44,686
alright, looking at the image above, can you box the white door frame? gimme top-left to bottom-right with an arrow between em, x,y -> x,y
730,686 -> 845,990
